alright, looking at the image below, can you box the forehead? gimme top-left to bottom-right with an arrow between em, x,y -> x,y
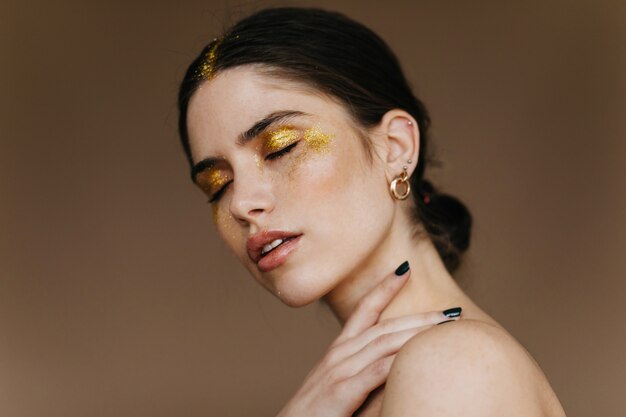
186,65 -> 349,160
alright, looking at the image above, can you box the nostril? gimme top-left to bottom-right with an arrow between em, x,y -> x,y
248,208 -> 264,216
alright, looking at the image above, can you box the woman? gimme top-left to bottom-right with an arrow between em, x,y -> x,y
177,7 -> 566,417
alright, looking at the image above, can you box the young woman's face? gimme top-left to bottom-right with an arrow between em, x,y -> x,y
187,65 -> 396,307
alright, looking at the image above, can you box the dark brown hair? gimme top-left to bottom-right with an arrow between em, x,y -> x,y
177,7 -> 472,273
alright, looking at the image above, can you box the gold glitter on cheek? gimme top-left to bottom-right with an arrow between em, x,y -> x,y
253,153 -> 263,170
211,199 -> 235,231
216,209 -> 238,244
211,202 -> 219,224
263,126 -> 300,152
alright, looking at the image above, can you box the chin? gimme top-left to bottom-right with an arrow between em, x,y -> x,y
277,292 -> 318,308
262,267 -> 336,308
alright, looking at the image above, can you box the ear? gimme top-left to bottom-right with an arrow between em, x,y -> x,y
375,109 -> 420,182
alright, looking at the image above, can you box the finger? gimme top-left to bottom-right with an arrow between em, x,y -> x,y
336,354 -> 397,407
335,325 -> 432,380
336,261 -> 411,344
352,307 -> 463,348
333,307 -> 462,361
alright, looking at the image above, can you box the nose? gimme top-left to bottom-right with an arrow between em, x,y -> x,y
228,168 -> 275,227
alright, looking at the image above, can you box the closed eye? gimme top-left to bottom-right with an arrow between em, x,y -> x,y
208,141 -> 300,204
208,180 -> 232,204
265,141 -> 300,161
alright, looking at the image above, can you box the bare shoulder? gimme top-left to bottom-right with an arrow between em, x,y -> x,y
380,319 -> 566,417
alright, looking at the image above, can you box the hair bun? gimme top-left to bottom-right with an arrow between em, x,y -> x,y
414,179 -> 472,273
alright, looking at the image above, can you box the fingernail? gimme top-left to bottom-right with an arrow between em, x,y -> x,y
443,307 -> 462,318
437,319 -> 456,325
394,261 -> 410,276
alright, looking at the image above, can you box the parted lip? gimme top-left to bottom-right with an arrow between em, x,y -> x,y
246,230 -> 303,264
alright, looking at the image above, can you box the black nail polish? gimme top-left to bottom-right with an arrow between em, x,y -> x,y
443,307 -> 462,318
394,261 -> 410,276
437,319 -> 455,325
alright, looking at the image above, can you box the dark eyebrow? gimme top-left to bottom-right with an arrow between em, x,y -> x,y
191,110 -> 308,182
237,110 -> 307,145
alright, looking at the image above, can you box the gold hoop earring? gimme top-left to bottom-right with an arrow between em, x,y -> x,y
390,163 -> 411,200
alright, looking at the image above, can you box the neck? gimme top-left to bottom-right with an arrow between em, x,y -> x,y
321,212 -> 472,325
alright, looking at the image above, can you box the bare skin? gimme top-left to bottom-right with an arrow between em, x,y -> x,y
186,65 -> 566,416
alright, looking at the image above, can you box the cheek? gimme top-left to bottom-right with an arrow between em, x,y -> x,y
285,133 -> 390,225
213,205 -> 244,256
270,139 -> 393,303
281,125 -> 334,180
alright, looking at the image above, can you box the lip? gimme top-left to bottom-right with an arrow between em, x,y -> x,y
256,234 -> 302,272
246,230 -> 303,266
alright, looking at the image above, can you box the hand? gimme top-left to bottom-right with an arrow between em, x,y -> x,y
276,262 -> 462,417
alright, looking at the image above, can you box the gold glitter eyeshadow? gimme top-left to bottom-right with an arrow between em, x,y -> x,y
263,126 -> 300,153
262,124 -> 332,155
207,169 -> 229,190
194,37 -> 222,81
283,124 -> 334,178
303,124 -> 333,153
196,169 -> 230,198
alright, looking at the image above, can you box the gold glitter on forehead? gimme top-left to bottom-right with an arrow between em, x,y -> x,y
194,37 -> 222,81
263,126 -> 300,153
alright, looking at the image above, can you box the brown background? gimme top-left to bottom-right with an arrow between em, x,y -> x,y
1,0 -> 624,416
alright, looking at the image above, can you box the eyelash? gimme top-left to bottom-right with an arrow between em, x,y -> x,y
207,140 -> 300,204
265,140 -> 299,161
208,181 -> 231,204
